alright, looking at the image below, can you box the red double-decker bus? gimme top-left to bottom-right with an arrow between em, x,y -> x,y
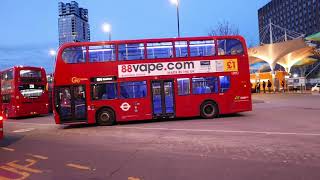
1,66 -> 49,118
53,36 -> 252,125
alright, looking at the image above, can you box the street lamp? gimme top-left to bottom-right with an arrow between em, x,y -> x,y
49,49 -> 56,56
102,23 -> 112,41
170,0 -> 180,37
49,49 -> 56,73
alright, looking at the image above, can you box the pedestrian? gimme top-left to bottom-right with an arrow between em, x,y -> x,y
256,83 -> 261,93
262,81 -> 266,93
267,80 -> 272,93
281,80 -> 285,93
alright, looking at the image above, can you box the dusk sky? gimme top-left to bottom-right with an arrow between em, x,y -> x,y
0,0 -> 270,72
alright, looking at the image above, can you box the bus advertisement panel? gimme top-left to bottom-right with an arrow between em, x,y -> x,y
53,36 -> 252,126
1,66 -> 49,118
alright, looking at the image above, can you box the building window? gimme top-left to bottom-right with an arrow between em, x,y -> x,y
177,78 -> 190,95
120,81 -> 147,99
91,83 -> 117,100
192,77 -> 218,94
89,45 -> 116,62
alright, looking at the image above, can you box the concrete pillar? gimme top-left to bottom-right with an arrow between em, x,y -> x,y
270,62 -> 277,92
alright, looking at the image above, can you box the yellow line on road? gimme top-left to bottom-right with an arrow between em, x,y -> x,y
27,154 -> 49,160
66,163 -> 91,170
128,177 -> 141,180
1,147 -> 15,152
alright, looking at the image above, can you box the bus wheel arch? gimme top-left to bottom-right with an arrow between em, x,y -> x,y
200,100 -> 219,119
95,107 -> 116,126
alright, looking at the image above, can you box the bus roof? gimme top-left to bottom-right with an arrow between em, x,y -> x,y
58,35 -> 247,52
0,66 -> 45,73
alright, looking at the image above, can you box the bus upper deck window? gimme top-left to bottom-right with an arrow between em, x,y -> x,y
175,41 -> 188,58
189,40 -> 215,57
147,42 -> 173,59
118,43 -> 145,61
62,47 -> 87,63
2,70 -> 14,80
89,45 -> 116,62
218,39 -> 244,56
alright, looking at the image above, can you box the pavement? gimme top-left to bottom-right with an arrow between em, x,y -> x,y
1,93 -> 320,180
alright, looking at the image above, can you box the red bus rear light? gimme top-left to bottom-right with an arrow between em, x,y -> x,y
0,116 -> 3,121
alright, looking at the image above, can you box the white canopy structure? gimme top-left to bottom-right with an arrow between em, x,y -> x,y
248,38 -> 314,73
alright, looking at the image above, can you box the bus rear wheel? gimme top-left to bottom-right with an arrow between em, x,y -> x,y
200,101 -> 218,119
96,108 -> 115,126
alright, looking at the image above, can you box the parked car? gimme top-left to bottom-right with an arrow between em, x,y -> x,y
311,84 -> 320,92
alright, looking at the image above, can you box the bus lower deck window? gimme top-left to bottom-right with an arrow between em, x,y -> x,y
91,83 -> 117,100
177,78 -> 190,95
192,77 -> 218,94
120,81 -> 147,99
220,76 -> 231,93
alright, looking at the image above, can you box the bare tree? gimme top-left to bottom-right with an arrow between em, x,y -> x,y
209,20 -> 240,36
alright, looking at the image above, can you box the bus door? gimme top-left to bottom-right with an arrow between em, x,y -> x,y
151,80 -> 175,118
55,85 -> 87,122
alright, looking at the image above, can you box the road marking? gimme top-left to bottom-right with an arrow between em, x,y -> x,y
5,122 -> 53,126
12,128 -> 35,133
128,177 -> 141,180
0,165 -> 30,180
0,158 -> 43,180
66,163 -> 91,171
1,148 -> 15,152
7,159 -> 42,174
116,126 -> 320,137
27,154 -> 48,160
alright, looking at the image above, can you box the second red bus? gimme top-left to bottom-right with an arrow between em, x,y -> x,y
1,66 -> 49,118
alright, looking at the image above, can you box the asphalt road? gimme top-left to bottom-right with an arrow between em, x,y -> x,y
1,93 -> 320,180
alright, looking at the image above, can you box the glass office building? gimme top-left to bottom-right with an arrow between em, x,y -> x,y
58,1 -> 90,46
258,0 -> 320,44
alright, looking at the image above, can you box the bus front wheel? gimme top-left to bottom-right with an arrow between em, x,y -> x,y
96,108 -> 115,126
200,101 -> 218,119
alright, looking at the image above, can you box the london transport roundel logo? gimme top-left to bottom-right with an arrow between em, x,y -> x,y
120,102 -> 131,112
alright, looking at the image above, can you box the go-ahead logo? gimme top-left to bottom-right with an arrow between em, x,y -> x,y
121,61 -> 195,74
